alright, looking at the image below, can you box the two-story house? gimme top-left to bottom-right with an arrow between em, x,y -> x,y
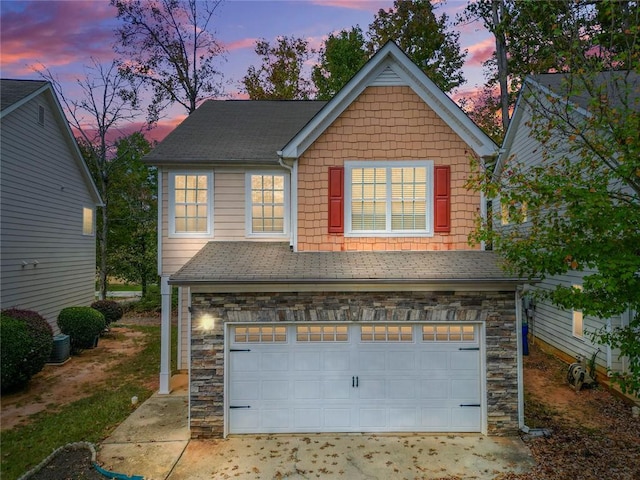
145,42 -> 529,439
1,79 -> 102,332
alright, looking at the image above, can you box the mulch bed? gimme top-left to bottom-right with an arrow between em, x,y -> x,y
20,443 -> 104,480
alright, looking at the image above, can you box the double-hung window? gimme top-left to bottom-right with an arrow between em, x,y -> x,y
345,161 -> 433,236
246,172 -> 289,237
82,207 -> 95,236
169,172 -> 213,237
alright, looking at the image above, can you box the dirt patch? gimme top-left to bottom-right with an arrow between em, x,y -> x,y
0,317 -> 157,431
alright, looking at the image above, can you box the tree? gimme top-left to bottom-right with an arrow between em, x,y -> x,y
38,60 -> 144,300
312,27 -> 369,101
242,36 -> 313,100
459,0 -> 580,136
469,27 -> 640,395
367,0 -> 466,93
112,0 -> 225,120
108,133 -> 157,296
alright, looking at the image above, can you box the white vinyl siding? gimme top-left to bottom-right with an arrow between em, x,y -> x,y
0,92 -> 98,332
345,161 -> 433,236
169,172 -> 213,237
245,172 -> 289,238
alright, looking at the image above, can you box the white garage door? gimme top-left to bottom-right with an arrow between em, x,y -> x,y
227,323 -> 481,434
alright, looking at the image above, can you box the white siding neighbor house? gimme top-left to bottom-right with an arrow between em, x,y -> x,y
145,42 -> 530,439
495,73 -> 638,379
1,79 -> 102,332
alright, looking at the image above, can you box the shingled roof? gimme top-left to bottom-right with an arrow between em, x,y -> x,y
169,242 -> 526,287
1,79 -> 48,113
144,100 -> 327,165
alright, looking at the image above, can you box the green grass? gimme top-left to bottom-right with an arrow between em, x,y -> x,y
0,324 -> 177,480
107,284 -> 144,292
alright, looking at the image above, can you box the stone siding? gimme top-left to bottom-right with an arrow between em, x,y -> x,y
189,291 -> 519,439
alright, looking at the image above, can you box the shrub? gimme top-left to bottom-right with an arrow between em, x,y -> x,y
1,309 -> 53,378
57,307 -> 106,353
90,300 -> 124,326
0,315 -> 33,391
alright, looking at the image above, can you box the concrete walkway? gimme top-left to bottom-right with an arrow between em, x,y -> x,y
97,375 -> 535,480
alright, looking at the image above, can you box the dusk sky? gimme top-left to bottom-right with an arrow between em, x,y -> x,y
0,0 -> 494,141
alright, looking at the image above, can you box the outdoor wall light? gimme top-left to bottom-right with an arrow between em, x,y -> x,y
198,314 -> 216,331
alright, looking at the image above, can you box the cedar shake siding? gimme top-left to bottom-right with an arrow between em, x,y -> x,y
297,86 -> 480,252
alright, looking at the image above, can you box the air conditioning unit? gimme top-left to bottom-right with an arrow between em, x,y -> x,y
49,334 -> 70,364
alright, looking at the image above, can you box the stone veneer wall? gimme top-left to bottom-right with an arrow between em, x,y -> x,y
189,290 -> 519,439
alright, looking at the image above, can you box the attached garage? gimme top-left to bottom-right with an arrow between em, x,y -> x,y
227,323 -> 482,434
171,242 -> 526,439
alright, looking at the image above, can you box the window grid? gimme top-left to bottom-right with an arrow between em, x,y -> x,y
422,325 -> 475,342
391,167 -> 426,230
296,325 -> 349,342
174,174 -> 208,233
361,325 -> 413,342
234,326 -> 287,343
250,174 -> 285,233
348,163 -> 430,234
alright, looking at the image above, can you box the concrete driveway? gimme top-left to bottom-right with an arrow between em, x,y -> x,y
167,434 -> 533,480
98,376 -> 535,479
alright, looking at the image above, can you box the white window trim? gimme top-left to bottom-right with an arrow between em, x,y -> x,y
168,171 -> 214,238
244,171 -> 290,239
344,160 -> 434,237
82,206 -> 95,236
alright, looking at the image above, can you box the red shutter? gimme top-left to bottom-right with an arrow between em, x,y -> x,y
434,165 -> 451,233
328,167 -> 344,233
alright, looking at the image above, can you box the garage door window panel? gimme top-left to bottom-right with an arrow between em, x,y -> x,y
361,324 -> 413,342
422,324 -> 475,342
296,325 -> 349,342
234,326 -> 287,343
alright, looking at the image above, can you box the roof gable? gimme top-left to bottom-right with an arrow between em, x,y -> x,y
280,42 -> 497,160
0,79 -> 102,205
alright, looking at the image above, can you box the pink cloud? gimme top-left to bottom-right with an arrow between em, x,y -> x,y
1,1 -> 118,76
311,0 -> 392,13
467,38 -> 495,67
225,37 -> 258,51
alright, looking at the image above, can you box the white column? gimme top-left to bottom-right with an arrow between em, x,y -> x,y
159,275 -> 172,394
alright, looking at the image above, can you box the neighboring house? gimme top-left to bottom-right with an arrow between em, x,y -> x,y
145,42 -> 530,439
495,72 -> 637,380
0,79 -> 102,332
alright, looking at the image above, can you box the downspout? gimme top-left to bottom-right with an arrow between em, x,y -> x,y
516,287 -> 529,432
277,151 -> 296,251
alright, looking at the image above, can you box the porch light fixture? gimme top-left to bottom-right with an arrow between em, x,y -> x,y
198,313 -> 216,331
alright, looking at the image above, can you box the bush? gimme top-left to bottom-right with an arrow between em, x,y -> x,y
0,316 -> 33,391
1,309 -> 53,378
57,307 -> 106,353
91,300 -> 124,325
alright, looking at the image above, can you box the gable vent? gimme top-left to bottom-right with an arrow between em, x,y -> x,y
371,66 -> 406,86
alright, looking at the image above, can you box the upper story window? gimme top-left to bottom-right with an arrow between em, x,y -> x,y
82,207 -> 94,236
246,172 -> 289,237
345,161 -> 433,236
169,172 -> 213,237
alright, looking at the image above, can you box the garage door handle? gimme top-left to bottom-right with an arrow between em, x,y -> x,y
230,405 -> 251,409
230,349 -> 251,352
458,347 -> 479,351
459,404 -> 481,407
